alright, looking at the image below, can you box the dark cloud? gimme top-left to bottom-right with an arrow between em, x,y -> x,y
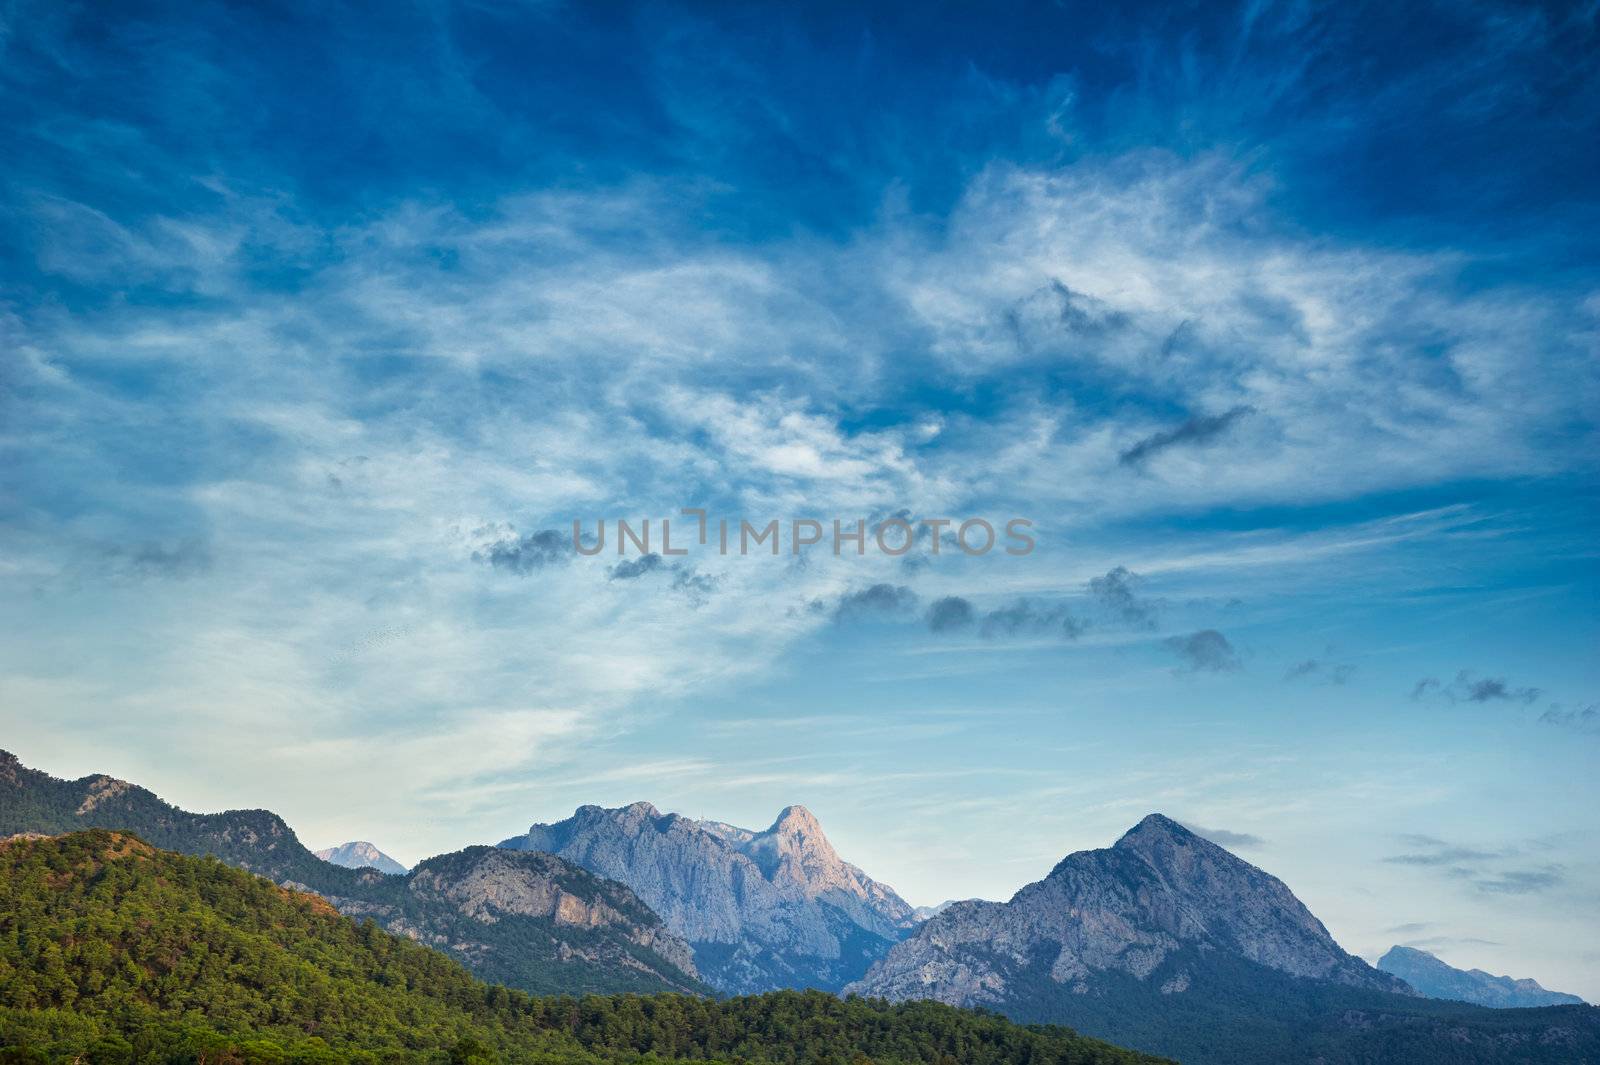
1165,629 -> 1241,673
1284,658 -> 1356,685
922,596 -> 1085,640
1538,704 -> 1599,734
1088,566 -> 1158,629
1411,671 -> 1541,704
979,598 -> 1085,640
609,553 -> 665,581
475,528 -> 569,575
1005,280 -> 1130,352
670,567 -> 720,607
1460,674 -> 1541,703
1044,280 -> 1131,335
1180,823 -> 1266,850
926,596 -> 976,633
833,583 -> 918,623
1119,405 -> 1254,466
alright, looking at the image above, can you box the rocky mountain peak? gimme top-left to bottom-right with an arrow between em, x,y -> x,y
315,840 -> 408,875
767,804 -> 822,836
851,812 -> 1406,1012
1117,812 -> 1192,841
746,805 -> 843,879
499,799 -> 916,993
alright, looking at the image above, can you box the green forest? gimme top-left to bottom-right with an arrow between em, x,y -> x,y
0,831 -> 1165,1065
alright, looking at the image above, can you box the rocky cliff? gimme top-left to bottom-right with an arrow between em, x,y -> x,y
500,801 -> 915,993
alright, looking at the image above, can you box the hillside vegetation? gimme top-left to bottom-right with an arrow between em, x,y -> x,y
0,831 -> 1166,1065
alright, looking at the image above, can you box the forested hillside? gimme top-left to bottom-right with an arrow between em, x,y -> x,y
0,752 -> 702,996
0,831 -> 1165,1065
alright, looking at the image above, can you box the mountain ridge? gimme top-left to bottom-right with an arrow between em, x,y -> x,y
0,829 -> 1166,1064
500,799 -> 916,993
1378,944 -> 1586,1008
0,749 -> 704,995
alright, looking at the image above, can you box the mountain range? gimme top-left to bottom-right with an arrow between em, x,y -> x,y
1379,945 -> 1587,1008
0,829 -> 1161,1064
847,815 -> 1597,1064
315,839 -> 408,874
0,750 -> 703,995
4,749 -> 1595,1065
499,801 -> 916,993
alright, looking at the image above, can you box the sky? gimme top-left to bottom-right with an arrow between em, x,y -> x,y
2,0 -> 1598,998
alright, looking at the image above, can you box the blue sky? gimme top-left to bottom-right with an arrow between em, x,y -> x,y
2,0 -> 1598,996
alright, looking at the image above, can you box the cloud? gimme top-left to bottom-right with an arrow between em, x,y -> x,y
1181,822 -> 1266,849
1088,566 -> 1158,629
1381,834 -> 1565,896
1458,674 -> 1541,704
1119,405 -> 1255,466
1384,847 -> 1500,867
923,595 -> 1085,639
978,599 -> 1084,640
474,528 -> 570,575
94,539 -> 213,580
1396,935 -> 1503,950
1411,671 -> 1541,704
926,596 -> 976,633
1473,868 -> 1564,895
670,566 -> 720,607
609,553 -> 666,581
1384,922 -> 1433,936
832,584 -> 918,623
1539,704 -> 1599,734
1165,629 -> 1241,673
1284,658 -> 1355,685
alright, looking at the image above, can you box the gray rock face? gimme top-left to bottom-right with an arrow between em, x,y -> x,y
1378,945 -> 1585,1007
326,845 -> 702,990
847,814 -> 1407,1005
499,801 -> 916,993
315,840 -> 408,875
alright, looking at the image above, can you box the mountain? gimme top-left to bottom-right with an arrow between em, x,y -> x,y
0,749 -> 703,995
848,814 -> 1600,1064
315,839 -> 408,874
0,830 -> 1166,1065
912,899 -> 965,921
1378,945 -> 1586,1008
500,801 -> 916,993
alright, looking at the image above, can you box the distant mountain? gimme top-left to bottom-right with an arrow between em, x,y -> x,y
1378,945 -> 1586,1008
0,749 -> 703,995
315,839 -> 408,874
0,829 -> 1166,1065
500,801 -> 916,993
848,814 -> 1599,1065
